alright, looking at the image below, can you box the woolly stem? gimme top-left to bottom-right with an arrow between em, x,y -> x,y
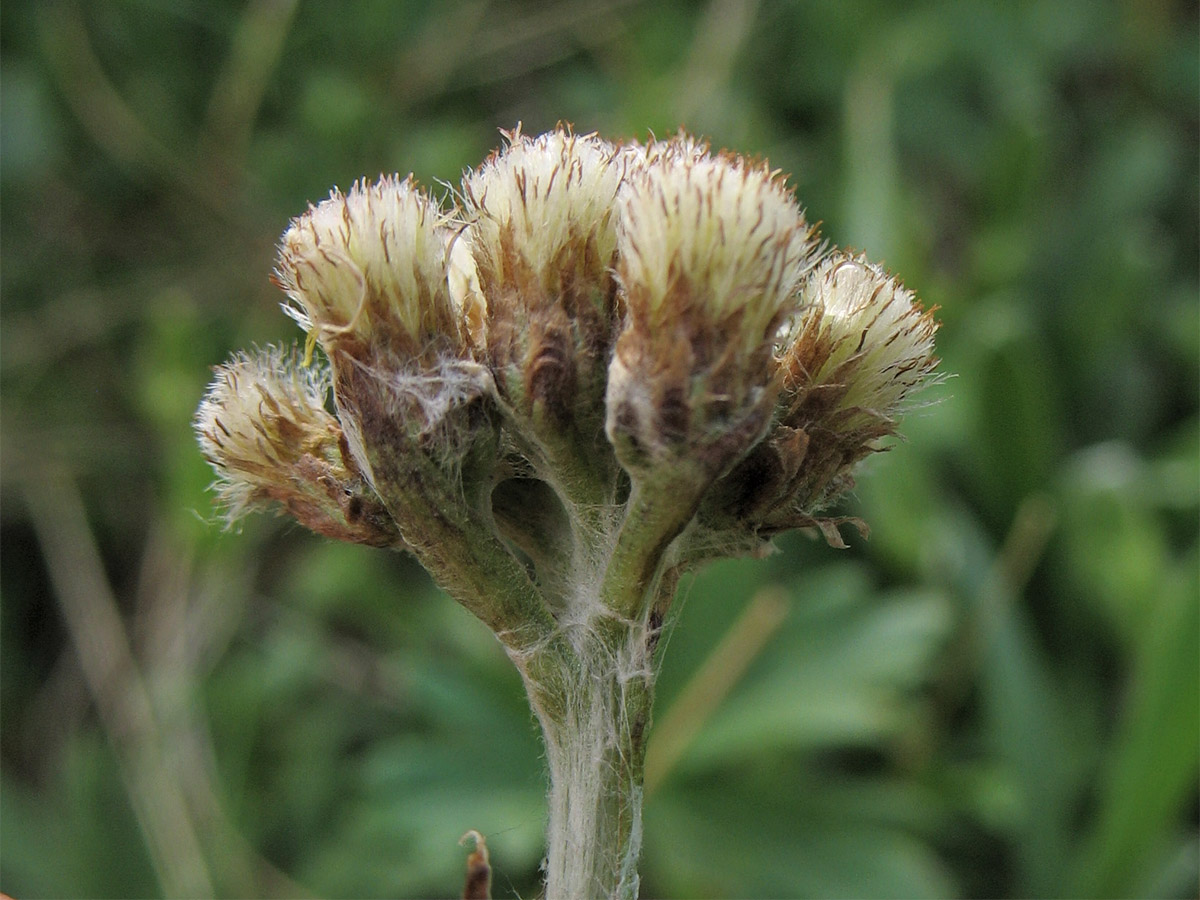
522,625 -> 656,900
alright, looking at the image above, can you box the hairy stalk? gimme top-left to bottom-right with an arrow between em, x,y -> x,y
523,621 -> 656,900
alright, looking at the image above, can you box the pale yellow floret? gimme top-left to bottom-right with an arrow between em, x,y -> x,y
445,228 -> 487,349
277,175 -> 454,351
616,148 -> 817,352
462,127 -> 625,286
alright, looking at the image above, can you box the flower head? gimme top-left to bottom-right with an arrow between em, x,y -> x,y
616,144 -> 815,358
194,346 -> 399,546
462,126 -> 625,296
605,137 -> 820,479
459,125 -> 628,445
778,254 -> 939,433
703,254 -> 939,544
276,175 -> 464,360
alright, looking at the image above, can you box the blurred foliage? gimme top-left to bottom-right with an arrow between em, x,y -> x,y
1,1 -> 1197,897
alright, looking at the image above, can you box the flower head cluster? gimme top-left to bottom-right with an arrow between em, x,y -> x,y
197,126 -> 940,900
198,125 -> 938,609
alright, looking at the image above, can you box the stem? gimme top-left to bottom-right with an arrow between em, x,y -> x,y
603,469 -> 710,621
523,627 -> 656,900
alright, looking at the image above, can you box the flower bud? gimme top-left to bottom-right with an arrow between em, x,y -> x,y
461,126 -> 625,431
194,347 -> 399,547
606,139 -> 819,477
778,254 -> 938,435
276,176 -> 464,361
706,255 -> 939,542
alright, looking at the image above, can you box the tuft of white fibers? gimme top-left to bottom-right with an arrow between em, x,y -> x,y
276,175 -> 460,350
378,356 -> 495,439
194,346 -> 339,521
461,125 -> 626,288
616,141 -> 820,354
794,254 -> 939,416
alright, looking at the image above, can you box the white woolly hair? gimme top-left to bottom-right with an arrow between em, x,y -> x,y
277,175 -> 455,344
461,126 -> 626,285
797,255 -> 939,414
615,145 -> 819,353
194,345 -> 336,521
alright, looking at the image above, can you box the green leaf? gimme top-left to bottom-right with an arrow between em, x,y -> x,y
645,774 -> 956,899
673,579 -> 952,769
1070,549 -> 1200,898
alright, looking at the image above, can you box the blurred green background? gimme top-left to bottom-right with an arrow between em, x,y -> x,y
2,1 -> 1197,897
